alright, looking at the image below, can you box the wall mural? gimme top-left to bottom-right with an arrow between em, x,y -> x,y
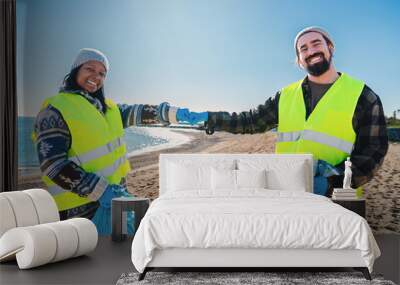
16,0 -> 399,234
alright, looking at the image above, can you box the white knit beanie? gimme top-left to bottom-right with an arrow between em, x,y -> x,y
294,26 -> 334,51
71,48 -> 109,72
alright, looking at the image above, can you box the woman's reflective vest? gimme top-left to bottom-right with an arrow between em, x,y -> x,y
34,93 -> 131,211
276,73 -> 364,166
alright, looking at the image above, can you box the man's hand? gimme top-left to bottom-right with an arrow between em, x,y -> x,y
314,175 -> 329,196
176,108 -> 190,122
176,109 -> 208,125
313,160 -> 342,196
314,160 -> 341,177
188,112 -> 208,125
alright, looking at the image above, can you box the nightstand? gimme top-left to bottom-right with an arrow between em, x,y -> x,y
111,197 -> 150,242
332,198 -> 366,218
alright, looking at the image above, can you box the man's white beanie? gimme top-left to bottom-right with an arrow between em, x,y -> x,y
71,48 -> 109,72
294,26 -> 334,51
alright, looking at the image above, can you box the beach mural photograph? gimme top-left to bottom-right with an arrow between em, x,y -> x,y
16,0 -> 399,235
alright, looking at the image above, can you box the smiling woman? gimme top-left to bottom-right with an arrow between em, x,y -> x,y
76,61 -> 106,94
61,49 -> 110,113
31,48 -> 198,234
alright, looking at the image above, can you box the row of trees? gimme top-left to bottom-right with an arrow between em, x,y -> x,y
387,109 -> 400,127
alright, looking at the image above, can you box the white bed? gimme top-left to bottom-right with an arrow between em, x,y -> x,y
131,154 -> 380,280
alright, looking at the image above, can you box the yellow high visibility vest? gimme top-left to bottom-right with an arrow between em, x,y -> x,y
276,73 -> 364,166
35,92 -> 131,211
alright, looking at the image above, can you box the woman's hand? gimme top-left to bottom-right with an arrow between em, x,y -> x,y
98,184 -> 126,208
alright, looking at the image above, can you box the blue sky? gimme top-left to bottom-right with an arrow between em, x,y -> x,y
17,0 -> 399,117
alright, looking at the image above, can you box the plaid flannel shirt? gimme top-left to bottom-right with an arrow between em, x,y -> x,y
206,75 -> 389,189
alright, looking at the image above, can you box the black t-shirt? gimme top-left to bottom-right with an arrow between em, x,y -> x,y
307,80 -> 333,113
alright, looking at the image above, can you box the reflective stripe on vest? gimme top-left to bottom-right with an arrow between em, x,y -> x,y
36,93 -> 131,212
44,154 -> 129,212
276,73 -> 364,166
277,130 -> 354,154
47,151 -> 128,179
68,137 -> 125,165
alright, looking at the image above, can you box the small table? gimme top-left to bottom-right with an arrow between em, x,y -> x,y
112,197 -> 150,242
332,198 -> 366,218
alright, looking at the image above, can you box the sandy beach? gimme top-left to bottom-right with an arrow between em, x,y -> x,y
18,129 -> 399,234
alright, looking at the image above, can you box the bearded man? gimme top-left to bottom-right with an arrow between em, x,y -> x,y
190,26 -> 388,196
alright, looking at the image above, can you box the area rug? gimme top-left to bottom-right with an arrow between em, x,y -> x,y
116,271 -> 395,285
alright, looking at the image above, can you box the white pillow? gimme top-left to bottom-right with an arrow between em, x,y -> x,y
238,159 -> 308,191
265,163 -> 307,191
166,159 -> 236,192
211,169 -> 268,190
211,168 -> 236,190
236,169 -> 267,189
168,162 -> 211,191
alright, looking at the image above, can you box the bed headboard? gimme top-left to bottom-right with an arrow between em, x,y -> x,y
159,153 -> 314,196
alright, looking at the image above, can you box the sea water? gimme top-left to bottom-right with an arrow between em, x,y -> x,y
18,116 -> 169,168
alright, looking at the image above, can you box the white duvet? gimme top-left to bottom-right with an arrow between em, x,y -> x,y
131,190 -> 380,273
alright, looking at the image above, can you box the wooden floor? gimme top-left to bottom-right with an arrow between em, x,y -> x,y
0,234 -> 398,285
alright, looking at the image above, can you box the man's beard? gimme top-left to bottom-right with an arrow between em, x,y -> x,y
305,52 -> 332,76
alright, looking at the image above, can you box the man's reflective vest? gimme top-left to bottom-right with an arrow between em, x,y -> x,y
34,93 -> 131,211
276,73 -> 364,166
